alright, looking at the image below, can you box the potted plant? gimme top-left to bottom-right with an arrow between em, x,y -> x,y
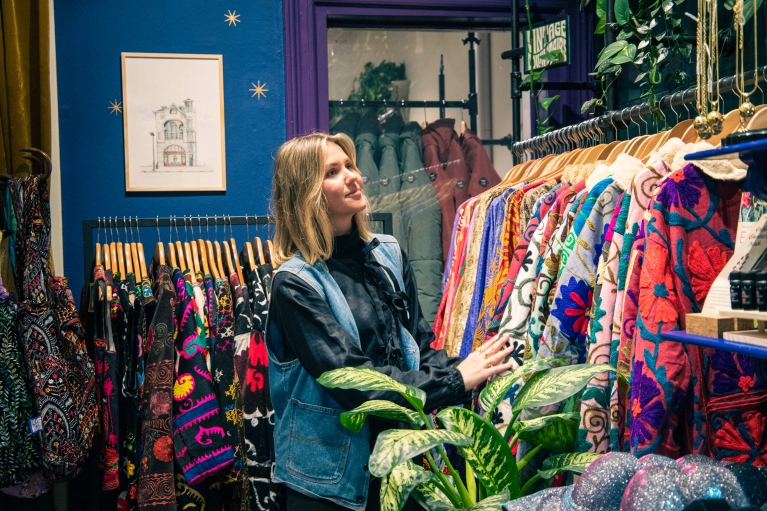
319,360 -> 618,510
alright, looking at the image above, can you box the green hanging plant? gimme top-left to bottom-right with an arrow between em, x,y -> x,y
581,0 -> 692,117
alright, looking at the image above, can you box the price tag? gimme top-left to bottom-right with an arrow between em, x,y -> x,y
28,416 -> 43,434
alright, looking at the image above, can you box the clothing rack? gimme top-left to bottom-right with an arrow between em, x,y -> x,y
81,213 -> 393,284
512,65 -> 767,156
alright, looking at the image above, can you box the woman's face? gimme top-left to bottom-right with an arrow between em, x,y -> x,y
322,142 -> 366,225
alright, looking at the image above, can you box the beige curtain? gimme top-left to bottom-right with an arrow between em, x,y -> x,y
0,0 -> 50,176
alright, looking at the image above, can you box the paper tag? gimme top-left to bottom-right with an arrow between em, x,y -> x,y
703,214 -> 767,315
28,416 -> 43,434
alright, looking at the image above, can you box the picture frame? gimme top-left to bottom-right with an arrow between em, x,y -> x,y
121,53 -> 226,192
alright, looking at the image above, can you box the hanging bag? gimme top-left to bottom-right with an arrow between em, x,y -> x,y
10,175 -> 99,482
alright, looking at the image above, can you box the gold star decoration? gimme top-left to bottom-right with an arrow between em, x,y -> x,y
108,100 -> 122,115
224,10 -> 240,26
250,81 -> 268,100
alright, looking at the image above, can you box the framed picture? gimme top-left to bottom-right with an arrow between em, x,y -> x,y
122,53 -> 226,192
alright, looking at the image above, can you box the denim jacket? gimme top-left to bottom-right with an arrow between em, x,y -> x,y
265,234 -> 419,510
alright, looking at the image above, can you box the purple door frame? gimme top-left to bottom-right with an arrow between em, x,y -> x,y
282,0 -> 594,140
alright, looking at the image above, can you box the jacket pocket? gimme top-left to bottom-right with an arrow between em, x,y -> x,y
286,399 -> 352,484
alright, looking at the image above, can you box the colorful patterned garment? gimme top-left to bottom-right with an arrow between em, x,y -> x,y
611,160 -> 670,452
540,179 -> 622,365
519,181 -> 557,243
557,177 -> 614,280
92,267 -> 117,490
630,163 -> 767,465
231,273 -> 279,511
0,279 -> 41,487
459,188 -> 514,357
137,265 -> 176,511
11,174 -> 98,482
172,269 -> 234,485
117,273 -> 140,501
526,188 -> 588,361
488,183 -> 562,336
432,197 -> 480,351
577,192 -> 628,454
248,269 -> 269,332
212,279 -> 247,495
494,183 -> 580,342
446,185 -> 514,357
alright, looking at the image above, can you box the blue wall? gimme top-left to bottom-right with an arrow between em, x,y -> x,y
55,1 -> 285,297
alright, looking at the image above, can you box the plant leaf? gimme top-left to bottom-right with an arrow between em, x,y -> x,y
468,489 -> 511,510
635,24 -> 650,35
614,0 -> 631,25
662,0 -> 673,12
479,358 -> 564,413
341,401 -> 424,433
595,40 -> 628,70
369,429 -> 472,478
609,43 -> 637,65
581,0 -> 592,10
380,461 -> 433,511
540,50 -> 564,64
616,29 -> 633,40
513,413 -> 579,453
743,0 -> 764,22
412,478 -> 454,511
580,99 -> 598,115
512,363 -> 618,413
318,367 -> 427,410
634,72 -> 647,83
650,17 -> 658,29
596,0 -> 606,18
541,94 -> 560,110
538,452 -> 603,479
595,17 -> 606,34
436,408 -> 520,498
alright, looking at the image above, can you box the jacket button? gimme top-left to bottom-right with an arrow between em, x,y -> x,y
356,495 -> 364,503
363,463 -> 368,471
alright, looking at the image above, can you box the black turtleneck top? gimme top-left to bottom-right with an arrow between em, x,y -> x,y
269,227 -> 467,414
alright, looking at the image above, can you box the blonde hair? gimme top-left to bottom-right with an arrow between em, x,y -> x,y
272,132 -> 372,266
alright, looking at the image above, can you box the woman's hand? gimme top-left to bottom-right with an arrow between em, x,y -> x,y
456,333 -> 516,391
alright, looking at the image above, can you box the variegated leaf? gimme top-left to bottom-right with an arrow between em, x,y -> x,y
512,364 -> 617,413
513,413 -> 578,453
411,479 -> 455,511
538,452 -> 603,479
370,429 -> 472,477
318,366 -> 427,410
468,489 -> 511,510
479,359 -> 564,413
341,401 -> 424,432
436,408 -> 520,498
380,461 -> 433,511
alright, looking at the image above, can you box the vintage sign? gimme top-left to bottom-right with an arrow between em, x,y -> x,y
523,15 -> 570,73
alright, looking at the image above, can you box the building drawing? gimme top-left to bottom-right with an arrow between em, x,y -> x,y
153,99 -> 197,167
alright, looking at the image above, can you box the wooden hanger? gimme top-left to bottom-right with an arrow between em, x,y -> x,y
243,241 -> 256,275
214,241 -> 225,278
190,240 -> 201,277
167,242 -> 178,269
747,105 -> 767,130
230,237 -> 245,285
205,240 -> 220,280
265,240 -> 274,265
95,218 -> 103,267
702,109 -> 741,146
253,237 -> 265,265
222,240 -> 235,278
154,217 -> 166,269
197,239 -> 210,276
124,241 -> 133,276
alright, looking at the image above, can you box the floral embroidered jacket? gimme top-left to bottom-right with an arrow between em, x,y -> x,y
612,161 -> 670,451
630,163 -> 767,466
540,179 -> 621,365
526,188 -> 588,361
489,183 -> 564,336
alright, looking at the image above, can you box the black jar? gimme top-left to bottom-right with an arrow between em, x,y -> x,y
742,271 -> 758,311
757,271 -> 767,312
730,271 -> 743,309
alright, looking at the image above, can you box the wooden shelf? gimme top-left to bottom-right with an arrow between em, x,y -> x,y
660,331 -> 767,360
719,309 -> 767,322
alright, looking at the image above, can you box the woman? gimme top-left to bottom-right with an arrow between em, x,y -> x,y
265,133 -> 514,510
